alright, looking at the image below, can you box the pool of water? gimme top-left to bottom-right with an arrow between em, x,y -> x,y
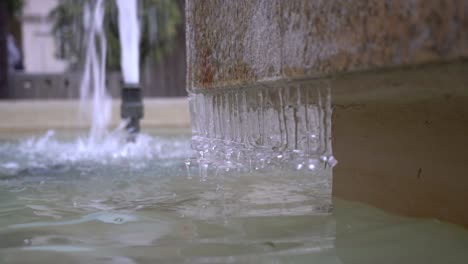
0,130 -> 467,263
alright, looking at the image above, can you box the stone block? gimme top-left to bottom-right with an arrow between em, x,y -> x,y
186,0 -> 468,91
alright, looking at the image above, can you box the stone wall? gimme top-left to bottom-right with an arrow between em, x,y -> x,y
186,0 -> 468,91
186,1 -> 468,227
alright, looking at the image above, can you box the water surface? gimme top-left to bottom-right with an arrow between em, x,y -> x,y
0,130 -> 467,263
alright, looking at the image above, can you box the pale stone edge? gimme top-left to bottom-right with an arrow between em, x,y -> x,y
0,98 -> 191,133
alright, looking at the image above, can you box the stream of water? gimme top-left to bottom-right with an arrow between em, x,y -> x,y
78,0 -> 141,147
79,0 -> 111,144
116,0 -> 140,85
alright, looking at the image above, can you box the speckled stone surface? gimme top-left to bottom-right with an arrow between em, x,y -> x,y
186,0 -> 468,91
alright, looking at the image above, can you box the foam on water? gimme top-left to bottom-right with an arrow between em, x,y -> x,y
0,129 -> 192,178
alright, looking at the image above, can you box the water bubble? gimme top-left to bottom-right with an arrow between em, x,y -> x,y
184,159 -> 192,179
296,163 -> 304,170
327,156 -> 338,167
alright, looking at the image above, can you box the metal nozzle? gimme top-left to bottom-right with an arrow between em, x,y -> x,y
121,83 -> 143,138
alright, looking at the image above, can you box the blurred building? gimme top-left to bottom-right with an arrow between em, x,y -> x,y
21,0 -> 68,73
2,0 -> 186,99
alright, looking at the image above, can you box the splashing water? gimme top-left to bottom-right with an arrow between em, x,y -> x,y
6,0 -> 148,167
2,1 -> 334,217
116,0 -> 140,84
74,0 -> 143,159
187,81 -> 337,174
183,82 -> 336,213
0,129 -> 192,178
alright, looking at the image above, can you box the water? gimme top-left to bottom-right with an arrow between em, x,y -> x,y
189,82 -> 336,169
79,0 -> 112,144
187,82 -> 336,211
4,1 -> 464,262
78,0 -> 141,146
116,0 -> 140,85
0,130 -> 468,263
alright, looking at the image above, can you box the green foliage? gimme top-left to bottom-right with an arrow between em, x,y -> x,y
6,0 -> 24,15
49,0 -> 181,70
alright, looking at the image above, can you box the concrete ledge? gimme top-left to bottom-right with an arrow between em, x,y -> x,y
331,61 -> 468,228
2,64 -> 467,227
187,0 -> 468,91
0,98 -> 190,133
184,0 -> 468,228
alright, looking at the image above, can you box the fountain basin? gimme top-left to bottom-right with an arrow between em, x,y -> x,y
1,82 -> 468,262
185,0 -> 468,230
0,98 -> 189,134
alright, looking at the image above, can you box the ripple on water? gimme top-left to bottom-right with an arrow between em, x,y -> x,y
0,132 -> 468,263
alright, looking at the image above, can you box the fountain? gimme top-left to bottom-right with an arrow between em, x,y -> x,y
1,1 -> 468,263
78,0 -> 143,143
184,78 -> 336,213
116,0 -> 144,138
70,0 -> 337,214
79,0 -> 111,144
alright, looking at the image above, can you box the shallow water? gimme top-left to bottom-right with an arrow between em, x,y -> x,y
0,130 -> 467,263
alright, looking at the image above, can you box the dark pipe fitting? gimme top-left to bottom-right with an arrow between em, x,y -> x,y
121,84 -> 143,136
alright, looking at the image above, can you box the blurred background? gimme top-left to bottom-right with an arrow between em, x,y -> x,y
0,0 -> 187,99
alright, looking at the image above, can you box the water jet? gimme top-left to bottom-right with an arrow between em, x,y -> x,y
116,0 -> 143,138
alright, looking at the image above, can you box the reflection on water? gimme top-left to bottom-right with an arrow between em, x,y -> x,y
0,131 -> 467,263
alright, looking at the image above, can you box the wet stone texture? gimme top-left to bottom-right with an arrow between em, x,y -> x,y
186,0 -> 468,91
